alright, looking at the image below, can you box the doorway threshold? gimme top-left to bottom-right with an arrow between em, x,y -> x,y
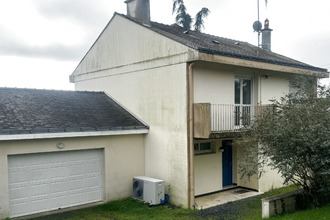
194,187 -> 262,210
195,184 -> 238,198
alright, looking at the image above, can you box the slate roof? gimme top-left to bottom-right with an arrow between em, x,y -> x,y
119,13 -> 327,73
0,88 -> 148,135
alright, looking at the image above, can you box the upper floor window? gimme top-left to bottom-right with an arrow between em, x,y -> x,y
235,78 -> 253,126
235,78 -> 252,105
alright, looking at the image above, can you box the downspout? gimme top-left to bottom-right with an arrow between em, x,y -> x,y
187,62 -> 195,209
258,75 -> 262,104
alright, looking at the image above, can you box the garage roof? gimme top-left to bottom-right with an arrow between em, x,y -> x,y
0,88 -> 149,137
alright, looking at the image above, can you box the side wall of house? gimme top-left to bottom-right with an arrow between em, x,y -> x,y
259,73 -> 290,104
72,15 -> 193,207
75,64 -> 189,206
0,134 -> 145,219
258,72 -> 291,192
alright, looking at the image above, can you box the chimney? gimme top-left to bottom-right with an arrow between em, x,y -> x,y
125,0 -> 150,23
261,19 -> 273,51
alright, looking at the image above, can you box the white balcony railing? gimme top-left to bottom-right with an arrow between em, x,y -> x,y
210,104 -> 270,133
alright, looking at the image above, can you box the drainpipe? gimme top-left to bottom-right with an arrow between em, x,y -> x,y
187,62 -> 195,209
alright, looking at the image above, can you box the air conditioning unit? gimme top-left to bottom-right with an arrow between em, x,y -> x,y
133,176 -> 165,205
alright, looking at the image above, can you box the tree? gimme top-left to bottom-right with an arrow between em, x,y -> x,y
194,7 -> 210,32
238,76 -> 330,206
172,0 -> 210,32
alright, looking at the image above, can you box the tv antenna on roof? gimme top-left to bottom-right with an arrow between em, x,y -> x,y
253,0 -> 262,47
253,0 -> 268,47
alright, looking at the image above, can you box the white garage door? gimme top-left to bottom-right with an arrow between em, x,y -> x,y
8,149 -> 103,218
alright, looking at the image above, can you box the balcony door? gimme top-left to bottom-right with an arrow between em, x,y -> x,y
235,78 -> 252,127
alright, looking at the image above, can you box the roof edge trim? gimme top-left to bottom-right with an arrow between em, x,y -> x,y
0,129 -> 149,141
198,52 -> 329,77
198,48 -> 328,73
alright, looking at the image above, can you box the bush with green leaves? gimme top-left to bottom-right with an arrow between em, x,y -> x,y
238,76 -> 330,206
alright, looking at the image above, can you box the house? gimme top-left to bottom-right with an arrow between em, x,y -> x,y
70,0 -> 328,209
0,88 -> 148,218
0,0 -> 328,218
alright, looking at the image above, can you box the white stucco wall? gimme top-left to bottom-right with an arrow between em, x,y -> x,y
0,134 -> 145,219
71,14 -> 196,78
194,140 -> 222,196
259,73 -> 290,104
236,143 -> 259,190
257,73 -> 290,192
258,164 -> 287,192
194,63 -> 235,105
194,62 -> 292,107
75,64 -> 189,207
72,14 -> 192,207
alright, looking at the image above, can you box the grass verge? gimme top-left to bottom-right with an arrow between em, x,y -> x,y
30,198 -> 200,220
26,185 -> 329,220
270,203 -> 330,220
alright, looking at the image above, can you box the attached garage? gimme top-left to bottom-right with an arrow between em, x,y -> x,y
0,88 -> 149,219
8,149 -> 103,218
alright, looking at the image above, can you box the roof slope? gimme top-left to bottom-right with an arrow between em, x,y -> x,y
120,13 -> 327,73
0,88 -> 148,135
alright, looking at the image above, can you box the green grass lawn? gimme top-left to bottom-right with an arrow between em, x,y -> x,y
234,185 -> 302,220
24,185 -> 329,220
30,199 -> 200,220
270,203 -> 330,220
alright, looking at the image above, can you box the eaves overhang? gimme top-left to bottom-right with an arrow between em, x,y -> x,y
0,127 -> 149,141
197,50 -> 329,78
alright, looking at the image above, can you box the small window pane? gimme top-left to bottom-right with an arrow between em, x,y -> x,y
235,79 -> 240,104
194,144 -> 199,151
242,79 -> 252,104
200,142 -> 211,151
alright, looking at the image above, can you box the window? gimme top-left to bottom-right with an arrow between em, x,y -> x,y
194,142 -> 212,154
235,77 -> 253,126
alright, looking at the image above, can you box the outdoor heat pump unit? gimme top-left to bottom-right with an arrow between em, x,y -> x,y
132,176 -> 165,205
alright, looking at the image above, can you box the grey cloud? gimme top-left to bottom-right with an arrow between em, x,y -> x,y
0,26 -> 87,61
0,0 -> 110,62
289,36 -> 330,70
0,43 -> 85,61
34,0 -> 112,27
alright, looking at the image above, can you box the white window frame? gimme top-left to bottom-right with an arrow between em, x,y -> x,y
234,77 -> 254,128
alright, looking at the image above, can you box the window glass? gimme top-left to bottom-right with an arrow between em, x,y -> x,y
194,143 -> 199,151
242,79 -> 252,104
235,78 -> 240,104
200,142 -> 211,151
194,142 -> 212,154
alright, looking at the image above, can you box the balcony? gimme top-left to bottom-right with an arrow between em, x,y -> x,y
194,103 -> 272,138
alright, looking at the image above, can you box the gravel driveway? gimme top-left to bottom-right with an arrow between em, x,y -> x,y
193,196 -> 260,220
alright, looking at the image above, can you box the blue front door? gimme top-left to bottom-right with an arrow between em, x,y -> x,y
222,140 -> 233,187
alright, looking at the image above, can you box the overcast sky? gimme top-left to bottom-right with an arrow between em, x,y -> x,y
0,0 -> 329,90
